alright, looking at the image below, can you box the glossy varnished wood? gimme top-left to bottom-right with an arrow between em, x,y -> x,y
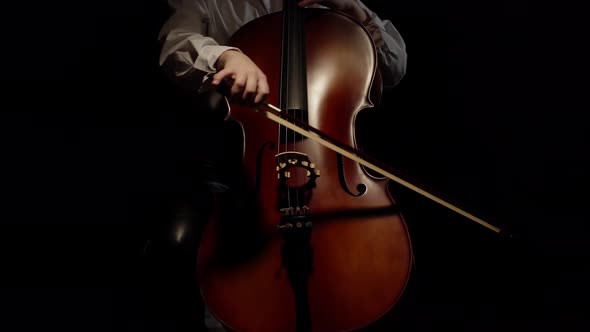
197,9 -> 413,332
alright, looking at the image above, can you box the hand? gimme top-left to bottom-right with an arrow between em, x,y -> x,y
297,0 -> 368,22
212,50 -> 270,106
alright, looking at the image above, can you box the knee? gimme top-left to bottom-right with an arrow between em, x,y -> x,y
164,202 -> 207,250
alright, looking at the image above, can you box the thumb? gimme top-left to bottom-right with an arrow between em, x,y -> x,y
212,69 -> 233,85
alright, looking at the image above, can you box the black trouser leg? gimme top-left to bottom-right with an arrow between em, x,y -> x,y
142,178 -> 215,332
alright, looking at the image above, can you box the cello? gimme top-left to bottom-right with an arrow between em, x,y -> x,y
196,1 -> 503,331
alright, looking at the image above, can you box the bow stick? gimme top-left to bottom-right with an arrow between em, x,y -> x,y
254,101 -> 507,236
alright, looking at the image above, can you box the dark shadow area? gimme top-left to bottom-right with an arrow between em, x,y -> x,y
1,1 -> 586,331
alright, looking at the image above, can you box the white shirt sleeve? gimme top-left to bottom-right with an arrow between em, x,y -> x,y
158,0 -> 239,86
357,2 -> 408,87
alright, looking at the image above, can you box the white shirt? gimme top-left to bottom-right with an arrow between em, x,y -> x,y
158,0 -> 407,89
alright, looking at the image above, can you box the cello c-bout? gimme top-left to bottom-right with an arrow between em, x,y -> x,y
197,2 -> 413,331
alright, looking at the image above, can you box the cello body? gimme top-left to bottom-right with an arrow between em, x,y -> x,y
197,5 -> 413,332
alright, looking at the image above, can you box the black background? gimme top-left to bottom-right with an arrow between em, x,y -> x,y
1,1 -> 587,331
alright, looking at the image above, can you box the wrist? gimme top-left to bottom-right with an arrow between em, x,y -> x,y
215,49 -> 240,70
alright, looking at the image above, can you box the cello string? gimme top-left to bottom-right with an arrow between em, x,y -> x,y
281,85 -> 291,210
294,109 -> 300,211
294,2 -> 302,212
